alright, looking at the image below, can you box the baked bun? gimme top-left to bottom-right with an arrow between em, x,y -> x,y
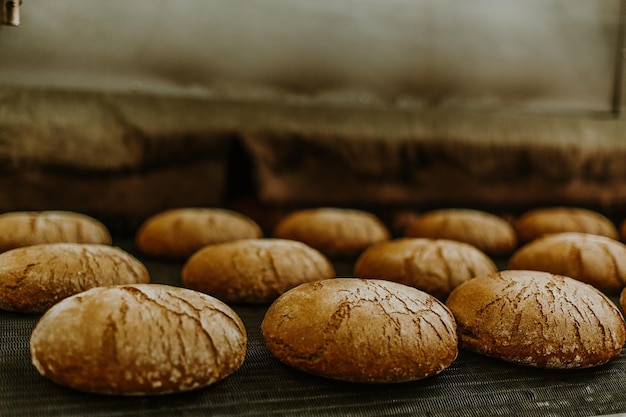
272,207 -> 390,258
0,211 -> 111,253
182,238 -> 335,303
446,270 -> 626,369
508,232 -> 626,294
514,207 -> 618,243
261,278 -> 458,383
404,209 -> 517,255
354,238 -> 497,299
0,243 -> 150,313
136,208 -> 263,260
30,284 -> 247,395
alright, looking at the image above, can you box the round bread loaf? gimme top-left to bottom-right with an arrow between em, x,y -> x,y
30,284 -> 247,395
0,243 -> 150,313
508,232 -> 626,294
272,207 -> 390,258
136,208 -> 263,260
446,270 -> 626,369
261,278 -> 458,383
0,211 -> 111,253
354,238 -> 497,299
182,238 -> 335,303
404,209 -> 517,255
514,207 -> 618,243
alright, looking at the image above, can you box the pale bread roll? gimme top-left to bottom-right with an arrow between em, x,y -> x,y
514,207 -> 618,243
446,270 -> 626,369
182,238 -> 335,303
404,209 -> 517,255
508,232 -> 626,294
30,284 -> 247,395
0,243 -> 150,313
0,210 -> 111,253
272,207 -> 390,258
354,238 -> 497,299
261,278 -> 458,383
136,208 -> 263,260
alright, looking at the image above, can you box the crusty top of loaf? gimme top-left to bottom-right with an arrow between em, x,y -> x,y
0,211 -> 112,253
354,237 -> 497,299
404,208 -> 517,255
272,207 -> 390,257
182,238 -> 335,303
446,270 -> 626,369
513,207 -> 619,243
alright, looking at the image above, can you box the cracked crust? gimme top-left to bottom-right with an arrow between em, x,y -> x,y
513,207 -> 619,244
182,238 -> 335,303
445,270 -> 626,369
0,243 -> 150,313
508,232 -> 626,294
354,238 -> 497,299
0,211 -> 112,253
135,208 -> 263,260
29,284 -> 247,395
261,278 -> 458,383
272,207 -> 390,258
403,209 -> 517,255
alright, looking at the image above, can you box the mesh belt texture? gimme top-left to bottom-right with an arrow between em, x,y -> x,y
2,240 -> 626,417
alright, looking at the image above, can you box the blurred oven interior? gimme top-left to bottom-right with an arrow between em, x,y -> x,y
2,1 -> 626,416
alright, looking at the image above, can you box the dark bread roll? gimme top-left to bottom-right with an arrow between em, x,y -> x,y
272,207 -> 390,258
182,238 -> 335,303
135,208 -> 263,260
0,210 -> 111,253
30,284 -> 247,395
0,243 -> 150,313
514,207 -> 618,243
404,209 -> 517,255
508,232 -> 626,294
446,270 -> 626,369
354,238 -> 497,299
261,278 -> 458,383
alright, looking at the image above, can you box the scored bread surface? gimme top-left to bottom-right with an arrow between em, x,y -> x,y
354,238 -> 497,299
30,284 -> 247,395
0,211 -> 112,253
261,278 -> 458,383
446,270 -> 626,369
0,243 -> 150,313
182,238 -> 335,303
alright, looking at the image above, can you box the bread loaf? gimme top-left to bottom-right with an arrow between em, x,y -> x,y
0,211 -> 111,253
182,238 -> 335,303
514,207 -> 618,243
0,243 -> 150,313
354,238 -> 497,299
404,209 -> 517,255
30,284 -> 247,395
508,232 -> 626,294
446,270 -> 626,369
272,207 -> 390,258
261,278 -> 458,383
136,208 -> 263,260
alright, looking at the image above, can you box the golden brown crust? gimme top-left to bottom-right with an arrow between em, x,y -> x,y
182,238 -> 335,303
446,270 -> 626,369
135,208 -> 263,260
508,232 -> 626,294
272,207 -> 390,258
30,284 -> 247,395
403,209 -> 517,255
261,278 -> 458,383
354,238 -> 497,299
0,211 -> 111,253
0,243 -> 150,313
514,207 -> 619,243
